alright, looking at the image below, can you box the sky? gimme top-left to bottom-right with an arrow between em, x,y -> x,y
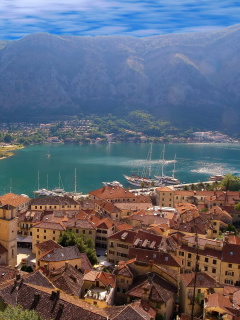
0,0 -> 240,40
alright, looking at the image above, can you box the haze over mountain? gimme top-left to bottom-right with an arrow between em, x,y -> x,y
0,25 -> 240,131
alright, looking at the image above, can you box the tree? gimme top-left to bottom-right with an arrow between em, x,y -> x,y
58,230 -> 98,265
221,174 -> 240,191
234,202 -> 240,211
3,134 -> 13,143
223,224 -> 237,235
0,305 -> 44,320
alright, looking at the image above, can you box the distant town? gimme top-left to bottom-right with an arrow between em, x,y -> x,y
0,118 -> 238,155
0,175 -> 240,319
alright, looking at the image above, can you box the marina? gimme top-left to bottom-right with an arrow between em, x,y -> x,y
0,142 -> 239,196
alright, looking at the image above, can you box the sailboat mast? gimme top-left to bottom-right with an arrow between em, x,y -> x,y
58,172 -> 61,189
9,178 -> 12,193
46,174 -> 49,190
162,145 -> 165,177
149,143 -> 153,178
37,171 -> 40,190
74,168 -> 77,193
172,154 -> 176,178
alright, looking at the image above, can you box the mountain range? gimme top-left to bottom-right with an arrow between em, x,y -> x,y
0,25 -> 240,131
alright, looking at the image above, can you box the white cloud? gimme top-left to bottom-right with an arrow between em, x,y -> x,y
0,0 -> 239,39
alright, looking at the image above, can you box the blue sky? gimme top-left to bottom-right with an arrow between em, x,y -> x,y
0,0 -> 240,40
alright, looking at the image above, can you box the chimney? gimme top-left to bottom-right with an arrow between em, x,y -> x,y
65,261 -> 69,271
43,263 -> 48,275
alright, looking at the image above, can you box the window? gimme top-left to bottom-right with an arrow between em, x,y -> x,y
44,236 -> 46,239
120,278 -> 125,283
187,262 -> 191,267
53,231 -> 55,234
228,264 -> 232,268
44,230 -> 46,233
53,237 -> 55,241
225,279 -> 233,285
205,257 -> 208,263
37,229 -> 39,232
212,268 -> 216,273
82,230 -> 85,234
197,289 -> 201,293
179,251 -> 184,256
37,235 -> 39,239
89,231 -> 92,234
204,266 -> 208,271
213,259 -> 217,265
117,287 -> 120,292
213,222 -> 217,226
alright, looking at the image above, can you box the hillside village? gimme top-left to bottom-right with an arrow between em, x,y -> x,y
1,186 -> 240,319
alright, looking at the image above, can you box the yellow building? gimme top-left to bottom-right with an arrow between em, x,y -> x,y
180,272 -> 223,316
0,204 -> 17,266
32,221 -> 66,253
38,245 -> 83,271
82,270 -> 116,308
30,195 -> 80,211
177,235 -> 240,286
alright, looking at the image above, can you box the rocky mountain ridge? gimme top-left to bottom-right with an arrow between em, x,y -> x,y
0,25 -> 240,131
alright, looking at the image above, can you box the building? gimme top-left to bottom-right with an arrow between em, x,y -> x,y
0,204 -> 17,266
0,193 -> 31,212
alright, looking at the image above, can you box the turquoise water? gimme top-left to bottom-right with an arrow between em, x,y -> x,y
0,143 -> 240,196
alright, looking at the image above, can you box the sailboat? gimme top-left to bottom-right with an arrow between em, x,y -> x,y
51,172 -> 65,194
64,168 -> 83,197
123,144 -> 164,188
33,171 -> 53,196
155,147 -> 181,185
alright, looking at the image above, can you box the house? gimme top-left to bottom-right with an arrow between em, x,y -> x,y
180,272 -> 223,316
48,262 -> 84,297
89,186 -> 136,203
38,245 -> 83,271
0,193 -> 31,212
82,270 -> 116,308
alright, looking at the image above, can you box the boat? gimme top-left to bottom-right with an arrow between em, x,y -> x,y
51,172 -> 65,194
102,181 -> 123,188
209,175 -> 224,182
123,144 -> 164,188
64,168 -> 83,197
155,147 -> 181,185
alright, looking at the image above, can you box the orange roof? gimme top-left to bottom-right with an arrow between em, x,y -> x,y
156,187 -> 173,192
115,222 -> 133,232
0,193 -> 30,207
89,186 -> 136,200
97,217 -> 114,229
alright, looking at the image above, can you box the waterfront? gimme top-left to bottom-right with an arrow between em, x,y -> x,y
0,143 -> 240,197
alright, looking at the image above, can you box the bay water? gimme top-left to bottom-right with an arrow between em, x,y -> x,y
0,143 -> 240,197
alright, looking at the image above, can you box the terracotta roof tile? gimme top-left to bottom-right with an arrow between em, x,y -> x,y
39,246 -> 81,262
0,193 -> 30,207
89,186 -> 136,200
181,272 -> 223,288
35,240 -> 62,253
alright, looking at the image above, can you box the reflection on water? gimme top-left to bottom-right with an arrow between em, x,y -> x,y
0,143 -> 239,196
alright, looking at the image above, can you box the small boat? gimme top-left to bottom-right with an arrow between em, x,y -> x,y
209,175 -> 224,181
102,181 -> 123,188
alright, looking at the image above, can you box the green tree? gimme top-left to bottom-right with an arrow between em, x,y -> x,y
223,224 -> 237,235
58,230 -> 98,265
0,305 -> 44,320
3,134 -> 13,143
234,202 -> 240,211
221,174 -> 240,191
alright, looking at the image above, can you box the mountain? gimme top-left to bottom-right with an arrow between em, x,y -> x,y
0,25 -> 240,131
